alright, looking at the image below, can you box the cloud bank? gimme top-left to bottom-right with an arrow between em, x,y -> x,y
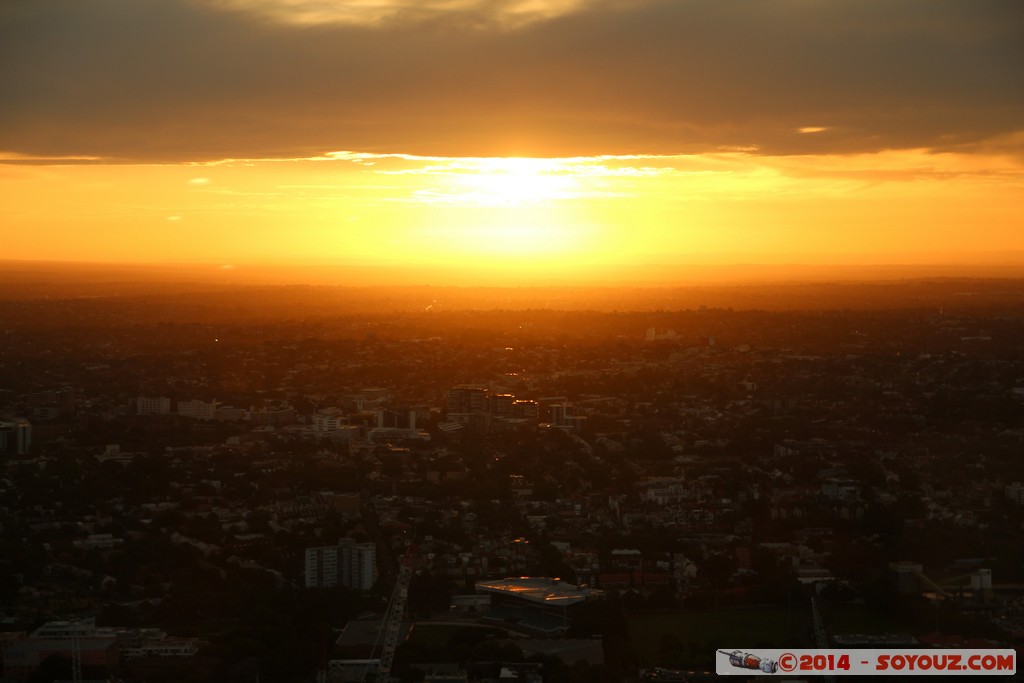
1,0 -> 1021,162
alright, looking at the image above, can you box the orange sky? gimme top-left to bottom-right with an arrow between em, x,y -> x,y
2,1 -> 1023,281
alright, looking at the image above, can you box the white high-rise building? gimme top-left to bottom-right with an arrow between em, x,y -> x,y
177,399 -> 217,420
305,539 -> 377,590
313,413 -> 344,433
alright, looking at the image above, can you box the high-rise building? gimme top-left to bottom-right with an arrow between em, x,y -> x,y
214,405 -> 247,421
1006,482 -> 1024,505
305,545 -> 338,588
177,399 -> 217,420
548,403 -> 585,432
374,408 -> 417,429
489,393 -> 515,417
549,403 -> 571,426
26,387 -> 76,420
136,396 -> 171,415
0,418 -> 31,455
305,539 -> 377,590
249,404 -> 294,426
446,385 -> 488,414
511,400 -> 539,420
313,413 -> 345,433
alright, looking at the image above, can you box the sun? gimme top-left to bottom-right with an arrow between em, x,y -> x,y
396,156 -> 597,264
455,157 -> 579,207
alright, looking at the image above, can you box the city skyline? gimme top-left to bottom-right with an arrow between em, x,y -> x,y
2,0 -> 1023,281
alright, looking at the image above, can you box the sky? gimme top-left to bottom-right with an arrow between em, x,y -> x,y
2,0 -> 1023,282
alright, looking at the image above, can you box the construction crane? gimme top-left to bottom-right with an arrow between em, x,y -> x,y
369,546 -> 415,683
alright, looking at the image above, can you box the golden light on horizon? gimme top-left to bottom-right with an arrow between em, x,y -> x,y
2,147 -> 1023,279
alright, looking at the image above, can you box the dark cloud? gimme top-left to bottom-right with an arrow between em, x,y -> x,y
1,0 -> 1021,161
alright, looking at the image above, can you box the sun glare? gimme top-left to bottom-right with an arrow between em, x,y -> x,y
412,157 -> 601,264
454,157 -> 579,207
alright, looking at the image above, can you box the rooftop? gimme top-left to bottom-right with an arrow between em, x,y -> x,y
474,577 -> 600,606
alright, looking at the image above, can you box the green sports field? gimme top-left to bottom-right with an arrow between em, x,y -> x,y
627,607 -> 805,667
